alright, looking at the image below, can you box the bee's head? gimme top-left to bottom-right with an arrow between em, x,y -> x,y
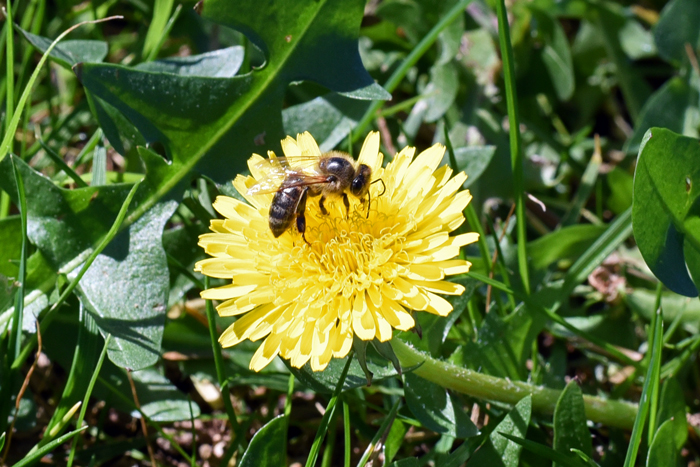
351,164 -> 372,198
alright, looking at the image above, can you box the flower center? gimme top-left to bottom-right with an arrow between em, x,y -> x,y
271,201 -> 413,304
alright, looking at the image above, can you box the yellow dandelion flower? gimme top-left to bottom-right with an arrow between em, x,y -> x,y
195,132 -> 478,372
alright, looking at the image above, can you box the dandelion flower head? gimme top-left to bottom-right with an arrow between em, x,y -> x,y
195,132 -> 479,372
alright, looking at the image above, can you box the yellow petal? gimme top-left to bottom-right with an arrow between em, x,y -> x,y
216,300 -> 255,317
424,292 -> 453,316
297,131 -> 322,158
280,136 -> 301,158
250,333 -> 283,372
352,293 -> 375,340
412,279 -> 465,295
380,296 -> 415,330
357,131 -> 382,175
200,284 -> 257,300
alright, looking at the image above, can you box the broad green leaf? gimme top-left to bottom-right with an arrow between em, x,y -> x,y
446,146 -> 497,189
607,167 -> 634,214
625,76 -> 699,154
531,8 -> 575,100
290,354 -> 400,394
423,62 -> 459,123
654,0 -> 700,65
633,128 -> 700,297
0,274 -> 13,316
42,314 -> 200,421
0,156 -> 132,271
619,18 -> 656,60
239,415 -> 287,467
528,224 -> 607,270
498,432 -> 589,467
0,216 -> 21,279
135,46 -> 246,77
554,381 -> 592,466
404,372 -> 478,439
625,289 -> 700,333
0,156 -> 173,369
657,378 -> 688,451
595,4 -> 651,123
75,200 -> 177,369
468,396 -> 531,466
646,419 -> 679,467
19,28 -> 108,68
76,0 -> 389,236
385,419 -> 409,464
460,303 -> 538,380
124,368 -> 202,422
282,93 -> 370,152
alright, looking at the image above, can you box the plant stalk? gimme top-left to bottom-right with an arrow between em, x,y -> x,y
495,0 -> 530,294
391,339 -> 638,430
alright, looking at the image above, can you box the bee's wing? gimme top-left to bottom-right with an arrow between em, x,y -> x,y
247,156 -> 325,195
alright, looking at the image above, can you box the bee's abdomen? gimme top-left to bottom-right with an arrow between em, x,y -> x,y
269,185 -> 303,237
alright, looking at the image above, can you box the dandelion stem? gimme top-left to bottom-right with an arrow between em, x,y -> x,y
391,339 -> 638,430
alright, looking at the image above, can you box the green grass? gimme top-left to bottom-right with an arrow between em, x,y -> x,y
0,0 -> 699,465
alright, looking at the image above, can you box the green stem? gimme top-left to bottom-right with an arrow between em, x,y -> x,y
204,276 -> 245,454
495,0 -> 530,294
352,0 -> 472,140
391,339 -> 638,430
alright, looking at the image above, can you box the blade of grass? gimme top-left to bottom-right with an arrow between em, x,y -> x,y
142,0 -> 174,60
563,207 -> 632,296
647,283 -> 663,443
96,375 -> 193,463
92,142 -> 107,186
43,305 -> 101,446
204,276 -> 245,454
12,178 -> 141,370
623,306 -> 663,467
352,0 -> 472,140
498,433 -> 588,467
12,426 -> 88,467
343,401 -> 351,467
355,400 -> 400,467
305,354 -> 354,467
0,157 -> 28,434
0,16 -> 123,162
74,129 -> 102,166
560,135 -> 602,227
145,3 -> 182,62
66,334 -> 112,467
0,0 -> 16,219
38,140 -> 89,187
14,0 -> 46,106
495,0 -> 529,294
5,0 -> 15,143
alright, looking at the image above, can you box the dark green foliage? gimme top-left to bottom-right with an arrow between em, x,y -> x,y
633,128 -> 700,297
0,0 -> 699,464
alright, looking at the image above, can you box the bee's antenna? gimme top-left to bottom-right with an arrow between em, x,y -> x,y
371,178 -> 386,197
366,178 -> 386,219
366,190 -> 371,219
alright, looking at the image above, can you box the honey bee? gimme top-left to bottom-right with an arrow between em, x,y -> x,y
247,151 -> 384,241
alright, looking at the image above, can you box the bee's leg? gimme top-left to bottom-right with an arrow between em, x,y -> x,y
342,193 -> 350,218
319,195 -> 329,216
296,188 -> 310,245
